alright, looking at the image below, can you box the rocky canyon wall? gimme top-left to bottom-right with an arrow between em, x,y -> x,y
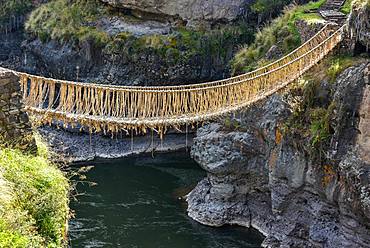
348,1 -> 370,50
187,61 -> 370,247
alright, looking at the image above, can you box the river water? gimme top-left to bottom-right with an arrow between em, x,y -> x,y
69,152 -> 263,248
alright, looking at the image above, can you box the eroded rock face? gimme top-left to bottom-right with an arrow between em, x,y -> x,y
348,2 -> 370,51
187,63 -> 370,247
100,0 -> 252,27
22,34 -> 241,86
22,20 -> 251,86
295,20 -> 325,43
188,95 -> 290,227
358,71 -> 370,161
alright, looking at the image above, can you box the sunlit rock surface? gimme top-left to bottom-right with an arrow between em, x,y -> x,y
100,0 -> 252,27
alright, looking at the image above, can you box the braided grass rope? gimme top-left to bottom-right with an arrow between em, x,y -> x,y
2,24 -> 345,137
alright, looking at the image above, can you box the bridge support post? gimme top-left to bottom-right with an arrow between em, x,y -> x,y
0,69 -> 36,152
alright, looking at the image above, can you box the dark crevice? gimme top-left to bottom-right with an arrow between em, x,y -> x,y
354,41 -> 369,56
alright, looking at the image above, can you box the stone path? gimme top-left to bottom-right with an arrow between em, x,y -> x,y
319,0 -> 347,23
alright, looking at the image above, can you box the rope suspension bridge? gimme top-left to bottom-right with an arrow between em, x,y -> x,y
1,24 -> 345,138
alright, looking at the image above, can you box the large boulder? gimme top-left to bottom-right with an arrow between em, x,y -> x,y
100,0 -> 252,26
188,95 -> 290,227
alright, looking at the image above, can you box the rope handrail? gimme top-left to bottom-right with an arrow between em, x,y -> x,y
1,24 -> 345,136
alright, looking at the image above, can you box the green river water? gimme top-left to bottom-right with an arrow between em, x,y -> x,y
69,152 -> 263,248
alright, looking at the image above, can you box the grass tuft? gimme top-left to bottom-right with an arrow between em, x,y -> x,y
341,0 -> 354,14
326,55 -> 354,82
25,0 -> 109,46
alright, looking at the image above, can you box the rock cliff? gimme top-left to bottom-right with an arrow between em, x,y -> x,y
100,0 -> 252,27
22,27 -> 251,86
8,0 -> 262,86
187,61 -> 370,247
348,0 -> 370,50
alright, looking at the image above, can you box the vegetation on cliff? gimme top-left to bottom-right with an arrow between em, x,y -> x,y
106,26 -> 253,66
25,0 -> 252,50
341,0 -> 354,13
0,136 -> 69,247
0,0 -> 33,24
251,0 -> 292,24
281,0 -> 370,161
25,0 -> 255,76
26,0 -> 110,45
282,54 -> 365,163
341,0 -> 369,13
25,0 -> 299,47
231,0 -> 326,74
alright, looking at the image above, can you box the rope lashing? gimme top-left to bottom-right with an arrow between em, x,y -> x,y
0,24 -> 345,138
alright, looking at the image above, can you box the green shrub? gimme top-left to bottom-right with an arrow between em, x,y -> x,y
341,0 -> 354,13
26,0 -> 108,45
76,26 -> 110,46
0,219 -> 29,248
290,0 -> 326,22
309,103 -> 335,148
326,55 -> 354,82
283,75 -> 336,163
231,9 -> 300,74
251,0 -> 292,25
0,139 -> 70,247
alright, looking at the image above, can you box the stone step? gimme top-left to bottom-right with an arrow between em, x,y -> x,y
319,10 -> 346,19
323,4 -> 343,8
